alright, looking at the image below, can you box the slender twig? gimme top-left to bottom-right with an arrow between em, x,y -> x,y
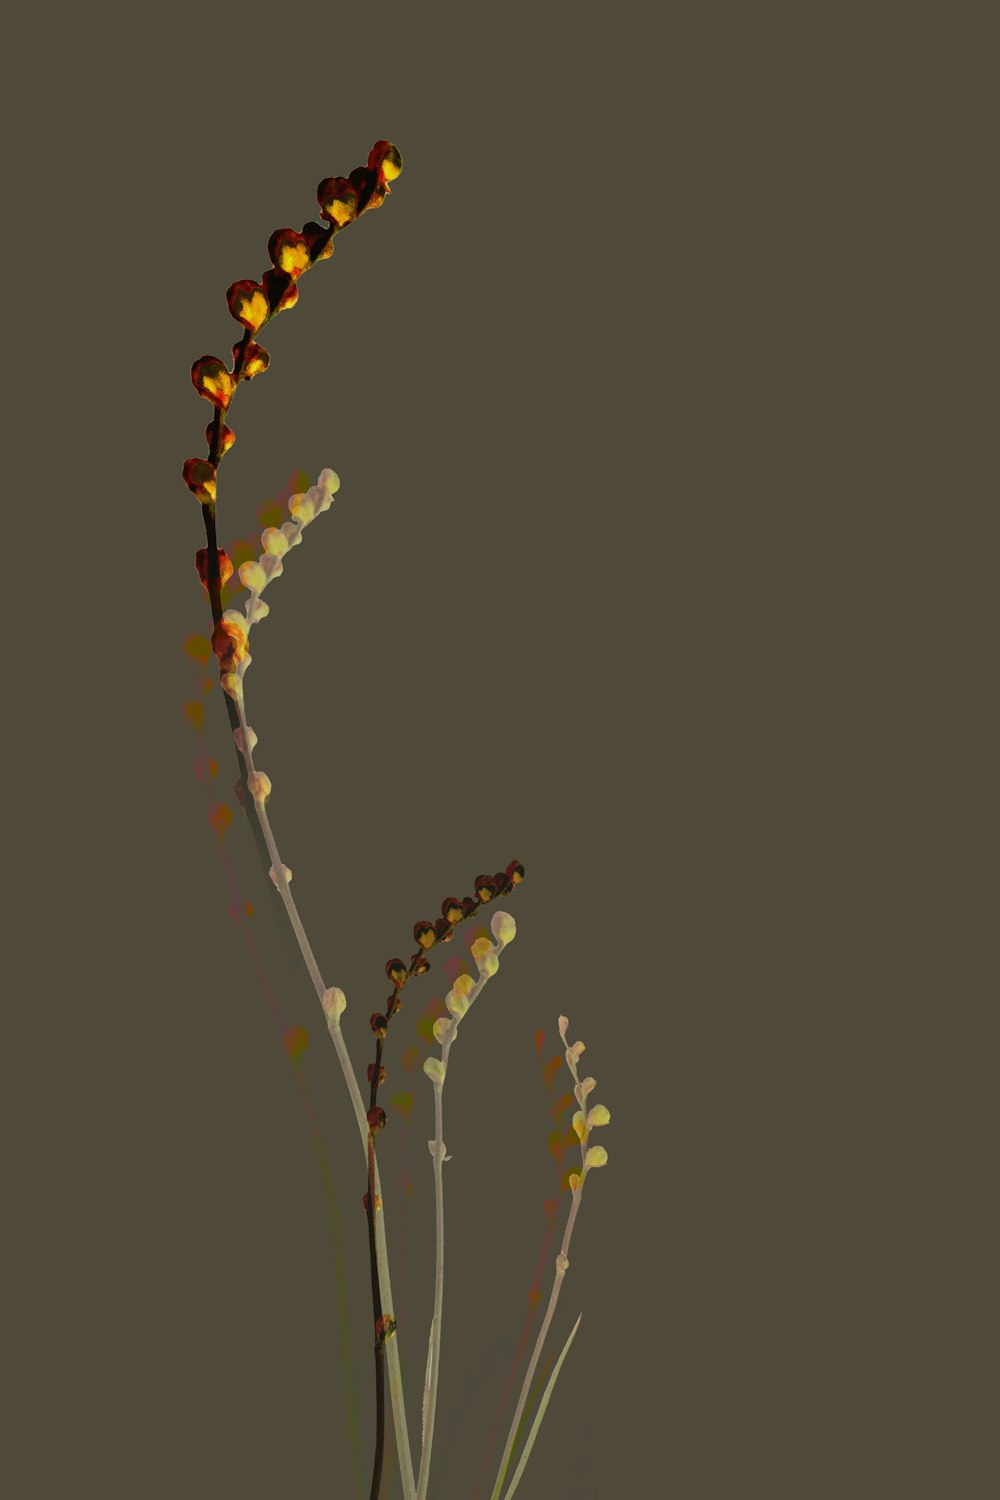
489,1018 -> 610,1500
365,872 -> 524,1497
417,918 -> 516,1500
230,683 -> 418,1500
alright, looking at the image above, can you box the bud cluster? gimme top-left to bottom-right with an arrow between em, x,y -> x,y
421,910 -> 518,1101
558,1014 -> 611,1192
211,467 -> 340,709
183,141 -> 402,509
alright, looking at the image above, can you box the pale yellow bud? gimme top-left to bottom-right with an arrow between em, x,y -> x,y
556,1252 -> 569,1273
572,1111 -> 587,1141
423,1057 -> 446,1085
269,864 -> 292,886
445,988 -> 470,1019
322,987 -> 347,1021
261,527 -> 289,557
433,1017 -> 454,1045
239,560 -> 268,592
490,911 -> 516,946
587,1104 -> 611,1128
247,771 -> 271,801
476,951 -> 499,978
584,1145 -> 608,1169
470,937 -> 493,962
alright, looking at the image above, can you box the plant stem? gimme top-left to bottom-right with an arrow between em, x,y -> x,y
234,690 -> 418,1500
488,1185 -> 586,1500
417,1077 -> 447,1500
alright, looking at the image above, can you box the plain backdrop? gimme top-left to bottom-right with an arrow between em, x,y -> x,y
3,3 -> 994,1498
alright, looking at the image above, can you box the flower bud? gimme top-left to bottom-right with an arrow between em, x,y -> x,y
317,468 -> 341,495
587,1104 -> 611,1127
556,1252 -> 569,1273
572,1111 -> 587,1141
441,897 -> 464,925
269,864 -> 292,886
370,1013 -> 388,1038
491,911 -> 516,946
239,559 -> 268,593
261,526 -> 290,557
423,1057 -> 446,1085
247,771 -> 271,802
413,920 -> 437,950
433,1017 -> 454,1045
584,1145 -> 608,1169
322,987 -> 347,1021
367,1106 -> 387,1134
233,725 -> 258,755
568,1172 -> 581,1192
558,1016 -> 570,1042
475,950 -> 499,978
367,1063 -> 387,1085
445,988 -> 469,1020
386,959 -> 408,987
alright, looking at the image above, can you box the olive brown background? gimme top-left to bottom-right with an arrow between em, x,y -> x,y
4,3 -> 993,1498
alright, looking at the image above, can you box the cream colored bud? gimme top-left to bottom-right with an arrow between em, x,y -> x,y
572,1111 -> 587,1141
317,468 -> 340,495
289,493 -> 316,526
475,951 -> 499,979
239,560 -> 267,592
577,1076 -> 597,1099
423,1057 -> 446,1085
556,1252 -> 569,1274
233,726 -> 258,754
247,771 -> 271,801
246,597 -> 270,624
567,1040 -> 586,1064
568,1172 -> 581,1192
433,1016 -> 454,1045
260,554 -> 284,583
558,1015 -> 570,1042
269,864 -> 292,886
452,974 -> 475,998
321,987 -> 347,1022
584,1145 -> 608,1169
587,1104 -> 611,1128
445,988 -> 470,1019
490,910 -> 516,946
261,526 -> 289,557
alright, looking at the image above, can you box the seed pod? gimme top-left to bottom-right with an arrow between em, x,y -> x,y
238,341 -> 270,380
367,1106 -> 387,1134
441,897 -> 464,925
317,175 -> 358,227
506,859 -> 525,884
368,140 -> 403,182
261,267 -> 298,315
370,1013 -> 388,1038
205,420 -> 236,455
412,957 -> 430,977
433,917 -> 454,943
367,1063 -> 387,1086
386,959 -> 408,988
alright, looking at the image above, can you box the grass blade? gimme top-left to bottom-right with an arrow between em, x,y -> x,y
501,1312 -> 582,1500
